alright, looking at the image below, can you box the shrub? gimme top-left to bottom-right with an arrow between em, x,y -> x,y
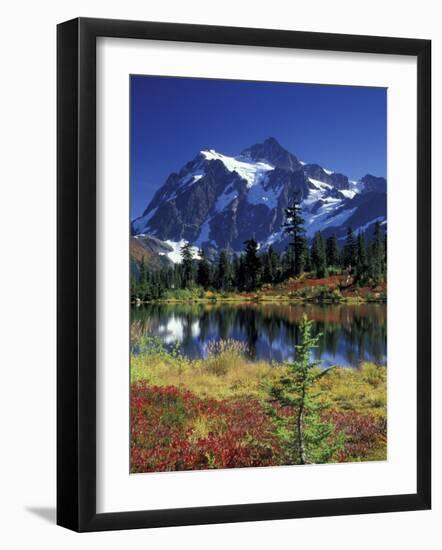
131,384 -> 282,472
324,410 -> 387,462
206,339 -> 249,356
162,287 -> 206,301
366,291 -> 387,302
316,364 -> 387,417
327,266 -> 342,276
204,339 -> 249,376
295,285 -> 342,303
359,362 -> 386,387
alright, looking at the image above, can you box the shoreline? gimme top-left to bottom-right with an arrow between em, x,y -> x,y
131,295 -> 386,305
131,275 -> 386,306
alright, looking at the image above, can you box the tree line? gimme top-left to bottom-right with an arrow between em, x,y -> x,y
131,196 -> 386,301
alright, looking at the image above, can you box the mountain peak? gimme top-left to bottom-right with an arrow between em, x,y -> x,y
360,174 -> 386,193
241,137 -> 301,171
263,136 -> 282,147
131,139 -> 386,253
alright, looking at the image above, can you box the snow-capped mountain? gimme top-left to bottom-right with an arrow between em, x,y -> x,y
132,137 -> 386,257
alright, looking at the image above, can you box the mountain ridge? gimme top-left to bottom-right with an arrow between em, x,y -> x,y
132,138 -> 386,260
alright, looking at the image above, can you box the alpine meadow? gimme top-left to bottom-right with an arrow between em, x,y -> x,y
129,76 -> 387,473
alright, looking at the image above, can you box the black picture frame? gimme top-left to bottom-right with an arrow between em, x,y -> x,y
57,17 -> 431,532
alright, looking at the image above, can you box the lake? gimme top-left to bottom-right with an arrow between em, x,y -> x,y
131,302 -> 386,368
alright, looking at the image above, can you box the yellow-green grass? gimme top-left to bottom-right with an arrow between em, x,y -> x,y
130,351 -> 386,419
131,351 -> 282,400
315,362 -> 387,418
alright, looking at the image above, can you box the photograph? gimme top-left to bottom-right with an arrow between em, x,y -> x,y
129,76 -> 387,473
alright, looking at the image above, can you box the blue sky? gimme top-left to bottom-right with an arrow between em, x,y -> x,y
131,75 -> 386,219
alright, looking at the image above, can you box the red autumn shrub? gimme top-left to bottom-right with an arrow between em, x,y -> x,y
324,410 -> 387,462
130,383 -> 386,472
131,383 -> 282,472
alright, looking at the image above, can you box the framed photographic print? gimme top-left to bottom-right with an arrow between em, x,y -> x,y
57,17 -> 431,532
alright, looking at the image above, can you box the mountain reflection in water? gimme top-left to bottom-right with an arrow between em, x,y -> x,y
131,302 -> 387,368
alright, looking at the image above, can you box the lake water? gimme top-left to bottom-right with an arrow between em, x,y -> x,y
131,302 -> 387,368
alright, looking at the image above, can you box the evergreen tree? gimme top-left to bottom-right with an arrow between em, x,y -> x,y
369,221 -> 385,283
130,276 -> 138,301
342,226 -> 357,271
232,254 -> 241,290
172,263 -> 182,290
268,314 -> 341,464
326,234 -> 339,268
149,270 -> 164,299
216,249 -> 232,291
180,241 -> 194,288
311,231 -> 327,278
161,266 -> 174,290
139,271 -> 153,301
236,254 -> 247,291
263,245 -> 280,284
243,238 -> 261,290
196,249 -> 211,288
283,194 -> 306,276
304,241 -> 312,272
355,232 -> 368,284
139,256 -> 147,284
282,246 -> 295,279
133,256 -> 153,301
